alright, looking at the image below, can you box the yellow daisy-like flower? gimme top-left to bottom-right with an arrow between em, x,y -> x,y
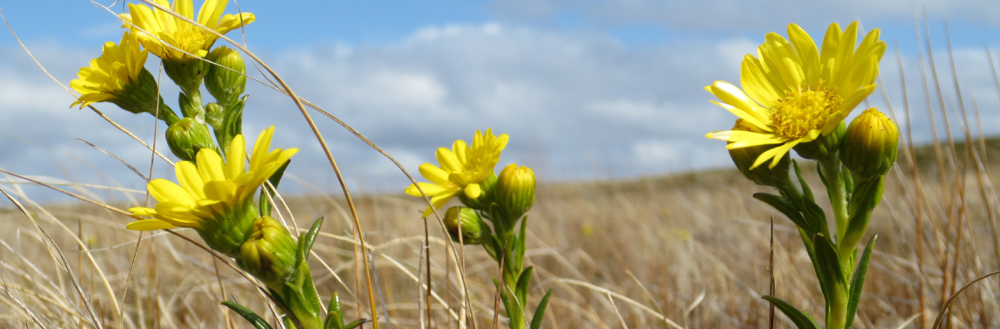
128,126 -> 297,253
70,31 -> 148,109
405,129 -> 509,217
120,0 -> 255,60
706,21 -> 886,169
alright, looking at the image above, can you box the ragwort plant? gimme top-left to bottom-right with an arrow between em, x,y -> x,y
706,21 -> 899,329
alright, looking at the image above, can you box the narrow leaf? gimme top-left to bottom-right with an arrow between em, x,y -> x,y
844,235 -> 877,329
516,266 -> 534,303
529,288 -> 553,329
793,160 -> 815,202
344,319 -> 369,329
324,292 -> 344,329
221,301 -> 274,329
298,217 -> 325,266
754,193 -> 810,232
761,295 -> 821,329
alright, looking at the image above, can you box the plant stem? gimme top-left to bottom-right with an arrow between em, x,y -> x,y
819,155 -> 849,244
827,287 -> 849,329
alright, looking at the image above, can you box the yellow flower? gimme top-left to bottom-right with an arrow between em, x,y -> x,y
70,31 -> 148,109
405,129 -> 509,217
706,21 -> 885,169
120,0 -> 255,60
128,126 -> 297,231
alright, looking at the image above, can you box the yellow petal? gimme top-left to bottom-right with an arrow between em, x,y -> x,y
421,189 -> 459,218
225,134 -> 246,179
787,24 -> 820,86
464,183 -> 481,199
197,0 -> 225,27
196,149 -> 226,182
251,127 -> 275,170
126,219 -> 177,231
404,182 -> 450,197
175,161 -> 206,199
148,179 -> 195,206
751,140 -> 800,170
419,163 -> 452,186
436,147 -> 463,172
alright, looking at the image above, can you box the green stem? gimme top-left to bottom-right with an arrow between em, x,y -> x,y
827,287 -> 848,329
154,97 -> 180,125
818,155 -> 849,244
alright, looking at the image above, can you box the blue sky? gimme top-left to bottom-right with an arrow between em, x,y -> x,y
2,0 -> 1000,201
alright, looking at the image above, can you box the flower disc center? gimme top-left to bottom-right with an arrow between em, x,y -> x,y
771,88 -> 842,140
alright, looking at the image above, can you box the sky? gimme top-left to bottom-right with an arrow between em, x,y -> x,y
2,0 -> 1000,201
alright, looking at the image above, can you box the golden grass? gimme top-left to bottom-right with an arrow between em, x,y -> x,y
2,146 -> 999,328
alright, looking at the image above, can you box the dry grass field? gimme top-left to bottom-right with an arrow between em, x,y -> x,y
2,134 -> 999,328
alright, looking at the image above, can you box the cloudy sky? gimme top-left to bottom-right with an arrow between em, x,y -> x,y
2,0 -> 1000,199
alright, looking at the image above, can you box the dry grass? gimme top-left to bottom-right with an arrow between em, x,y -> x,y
2,142 -> 999,328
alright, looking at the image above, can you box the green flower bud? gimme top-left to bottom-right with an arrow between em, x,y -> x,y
458,172 -> 497,211
443,206 -> 490,245
728,119 -> 791,187
841,108 -> 899,179
196,198 -> 258,258
794,121 -> 846,160
166,117 -> 216,162
496,164 -> 536,220
238,216 -> 298,292
205,46 -> 247,106
163,56 -> 208,97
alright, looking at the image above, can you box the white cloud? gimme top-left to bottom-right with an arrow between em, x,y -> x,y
3,19 -> 1000,199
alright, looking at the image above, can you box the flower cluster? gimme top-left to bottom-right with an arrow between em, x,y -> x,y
69,3 -> 360,328
405,129 -> 548,329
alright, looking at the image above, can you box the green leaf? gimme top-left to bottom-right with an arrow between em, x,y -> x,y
516,266 -> 534,303
297,217 -> 325,266
844,235 -> 877,329
793,160 -> 815,203
344,319 -> 369,329
813,233 -> 847,313
221,301 -> 274,329
754,193 -> 809,232
529,288 -> 553,329
324,292 -> 344,329
761,295 -> 821,329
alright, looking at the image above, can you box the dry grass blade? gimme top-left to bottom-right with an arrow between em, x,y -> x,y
0,187 -> 104,328
550,279 -> 684,329
930,270 -> 1000,329
76,138 -> 150,182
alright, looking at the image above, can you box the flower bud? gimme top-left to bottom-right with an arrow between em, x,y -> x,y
196,198 -> 258,257
205,46 -> 247,106
163,56 -> 208,97
238,216 -> 297,292
728,119 -> 791,187
166,117 -> 216,162
443,207 -> 490,245
496,164 -> 536,220
841,108 -> 899,179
